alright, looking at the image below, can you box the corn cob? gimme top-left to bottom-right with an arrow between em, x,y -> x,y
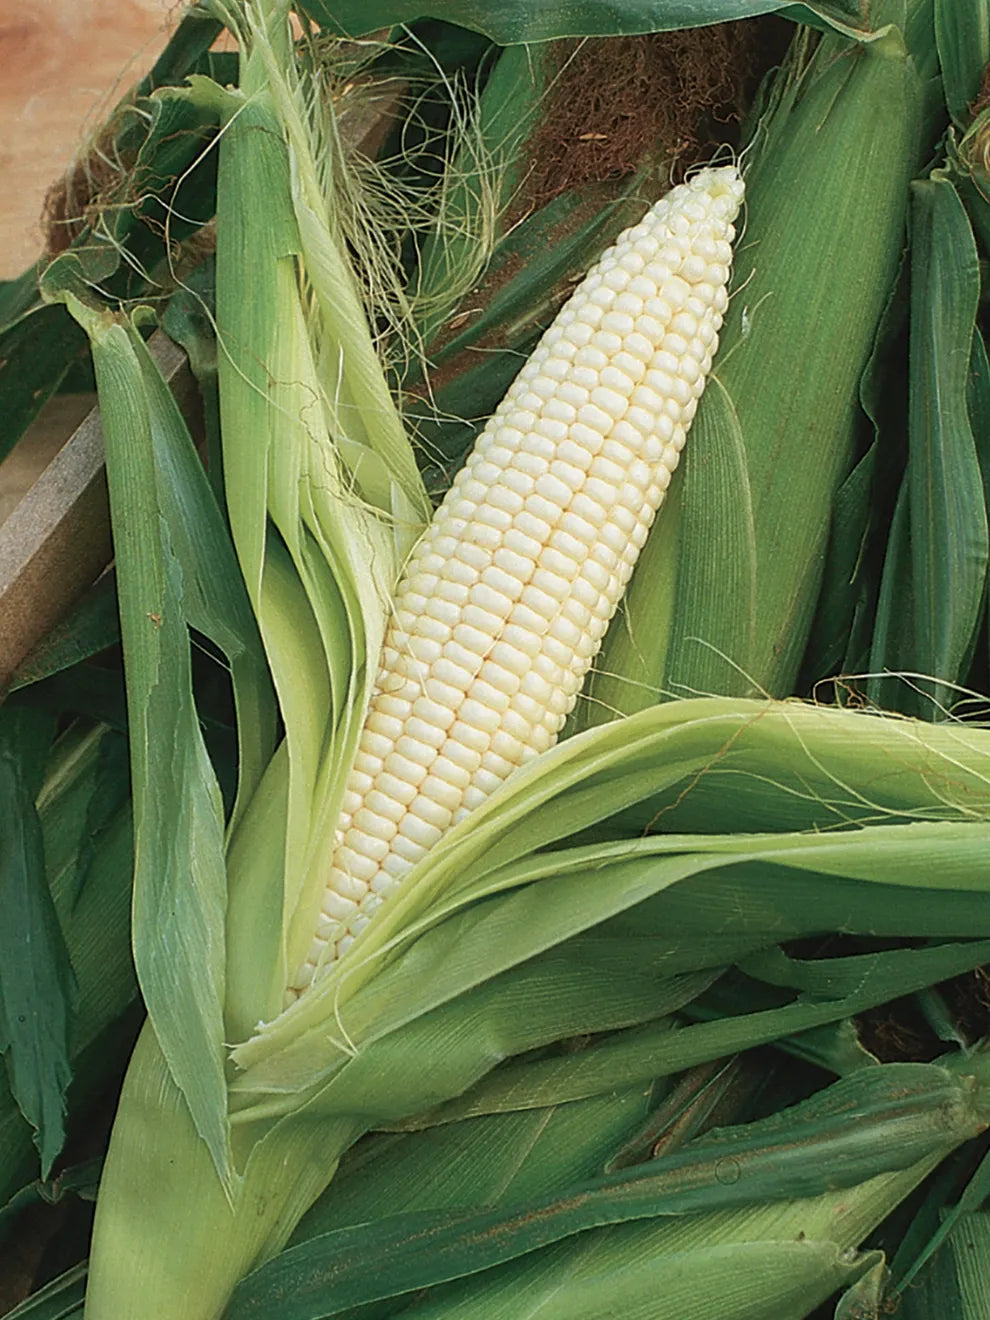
293,165 -> 744,991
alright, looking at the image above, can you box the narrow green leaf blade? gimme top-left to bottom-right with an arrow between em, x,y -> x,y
907,175 -> 987,710
61,302 -> 230,1184
935,0 -> 990,123
637,375 -> 757,706
0,709 -> 74,1177
1,1262 -> 87,1320
127,324 -> 277,833
298,0 -> 860,45
0,305 -> 88,464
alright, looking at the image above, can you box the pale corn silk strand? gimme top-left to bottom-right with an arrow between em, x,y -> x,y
291,165 -> 745,994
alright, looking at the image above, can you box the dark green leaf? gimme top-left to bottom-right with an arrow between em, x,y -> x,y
137,5 -> 224,94
907,176 -> 987,711
0,265 -> 44,334
894,1214 -> 981,1320
1,1263 -> 86,1320
798,445 -> 877,690
0,306 -> 88,466
935,0 -> 990,124
10,576 -> 120,692
299,0 -> 860,45
893,1145 -> 990,1298
1,1156 -> 102,1228
0,708 -> 75,1177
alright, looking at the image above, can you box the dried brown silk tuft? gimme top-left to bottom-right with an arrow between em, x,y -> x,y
516,23 -> 762,216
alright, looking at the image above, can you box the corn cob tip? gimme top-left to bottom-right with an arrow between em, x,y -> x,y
291,164 -> 743,993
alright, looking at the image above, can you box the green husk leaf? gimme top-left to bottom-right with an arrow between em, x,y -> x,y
242,692 -> 990,1086
2,1262 -> 87,1320
125,325 -> 277,832
49,297 -> 230,1185
403,937 -> 990,1123
0,306 -> 88,465
228,1058 -> 990,1320
905,174 -> 986,711
589,19 -> 928,710
85,688 -> 990,1318
9,577 -> 121,692
0,707 -> 74,1177
296,1084 -> 657,1240
296,1 -> 866,45
935,0 -> 990,123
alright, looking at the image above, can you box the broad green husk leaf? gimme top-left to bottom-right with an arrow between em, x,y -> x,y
85,683 -> 990,1316
410,938 -> 990,1124
227,1056 -> 990,1320
585,12 -> 930,714
664,376 -> 756,697
296,1085 -> 661,1240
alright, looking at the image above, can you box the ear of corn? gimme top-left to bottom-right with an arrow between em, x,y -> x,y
584,15 -> 931,717
293,163 -> 744,989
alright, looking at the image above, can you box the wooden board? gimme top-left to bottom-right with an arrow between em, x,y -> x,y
0,0 -> 178,278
